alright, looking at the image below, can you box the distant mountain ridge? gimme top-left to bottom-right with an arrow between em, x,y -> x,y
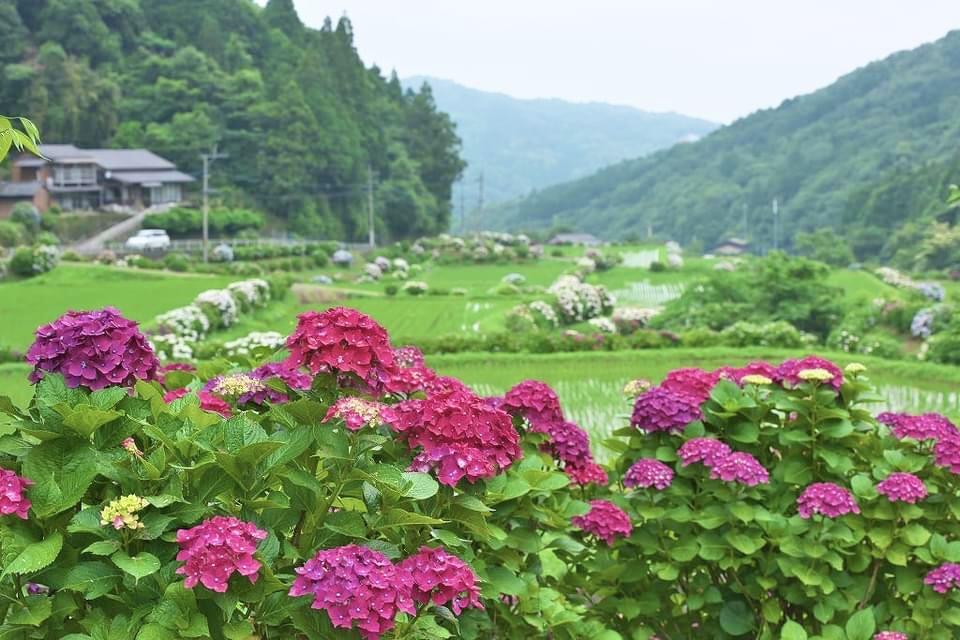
476,29 -> 960,255
403,76 -> 718,206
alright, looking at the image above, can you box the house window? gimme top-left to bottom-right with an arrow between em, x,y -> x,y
52,164 -> 97,187
149,184 -> 181,205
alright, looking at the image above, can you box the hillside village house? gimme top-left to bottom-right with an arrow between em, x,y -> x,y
0,144 -> 194,217
712,237 -> 750,256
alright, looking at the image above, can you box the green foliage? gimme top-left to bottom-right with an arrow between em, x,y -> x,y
0,3 -> 463,241
162,252 -> 189,272
795,229 -> 855,267
143,207 -> 264,238
654,253 -> 845,338
7,245 -> 58,278
480,31 -> 960,250
0,115 -> 42,163
0,221 -> 25,248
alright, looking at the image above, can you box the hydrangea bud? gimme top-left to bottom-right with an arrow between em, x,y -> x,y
100,495 -> 148,530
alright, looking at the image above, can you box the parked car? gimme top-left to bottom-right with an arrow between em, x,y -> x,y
125,229 -> 171,251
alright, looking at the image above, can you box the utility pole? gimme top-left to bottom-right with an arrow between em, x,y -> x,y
367,164 -> 376,249
200,146 -> 228,263
476,171 -> 484,232
459,180 -> 465,234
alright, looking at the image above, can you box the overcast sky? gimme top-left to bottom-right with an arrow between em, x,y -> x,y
275,1 -> 960,123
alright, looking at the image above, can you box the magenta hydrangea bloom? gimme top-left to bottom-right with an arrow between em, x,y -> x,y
925,563 -> 960,594
677,438 -> 733,467
252,361 -> 313,391
398,546 -> 484,615
933,435 -> 960,474
499,380 -> 565,431
175,516 -> 267,593
408,444 -> 496,486
284,307 -> 397,394
874,632 -> 908,640
157,362 -> 196,384
631,387 -> 702,434
323,397 -> 385,431
289,544 -> 415,640
571,499 -> 633,546
385,363 -> 439,395
26,307 -> 159,390
879,412 -> 958,442
709,452 -> 769,486
383,389 -> 522,484
775,356 -> 844,390
720,361 -> 777,386
797,482 -> 860,519
163,387 -> 232,417
660,368 -> 719,403
623,458 -> 674,490
542,420 -> 592,467
876,472 -> 927,504
0,469 -> 32,520
393,345 -> 425,369
565,461 -> 609,486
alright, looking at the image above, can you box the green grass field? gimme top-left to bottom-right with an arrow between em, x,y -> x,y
0,264 -> 232,350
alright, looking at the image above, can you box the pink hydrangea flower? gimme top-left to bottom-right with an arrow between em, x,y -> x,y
775,356 -> 844,390
879,412 -> 958,442
797,482 -> 860,519
383,389 -> 522,485
121,437 -> 143,458
571,500 -> 633,545
709,452 -> 769,486
564,461 -> 609,486
398,546 -> 484,615
175,516 -> 267,593
631,387 -> 702,434
289,544 -> 415,640
498,380 -> 565,431
933,434 -> 960,474
623,459 -> 674,490
252,361 -> 313,392
385,363 -> 439,395
677,438 -> 732,467
323,397 -> 386,431
26,307 -> 159,390
284,307 -> 397,394
719,361 -> 778,386
0,469 -> 32,520
876,472 -> 927,504
925,563 -> 960,593
393,346 -> 425,368
660,368 -> 719,403
408,444 -> 496,486
874,632 -> 908,640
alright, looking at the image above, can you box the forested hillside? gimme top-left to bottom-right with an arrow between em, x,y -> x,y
482,30 -> 960,258
0,0 -> 464,240
404,76 -> 716,205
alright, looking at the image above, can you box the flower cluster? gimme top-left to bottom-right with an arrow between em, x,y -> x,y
873,633 -> 908,640
878,412 -> 958,442
285,307 -> 397,394
398,546 -> 483,614
100,495 -> 148,530
155,304 -> 210,342
876,472 -> 927,504
195,289 -> 240,327
0,469 -> 32,520
402,280 -> 429,295
631,386 -> 703,434
587,317 -> 617,334
290,545 -> 415,640
797,482 -> 860,518
934,435 -> 960,474
622,378 -> 652,398
623,458 -> 674,490
175,516 -> 267,593
709,452 -> 769,486
163,387 -> 232,417
223,331 -> 286,357
611,306 -> 659,334
660,367 -> 719,403
499,380 -> 565,431
252,361 -> 313,392
150,333 -> 194,361
393,345 -> 425,368
227,278 -> 270,309
324,397 -> 385,431
925,563 -> 960,594
384,390 -> 522,486
542,420 -> 608,486
775,356 -> 844,390
678,438 -> 732,467
719,361 -> 777,386
571,500 -> 633,546
528,300 -> 559,327
547,274 -> 614,323
27,307 -> 159,390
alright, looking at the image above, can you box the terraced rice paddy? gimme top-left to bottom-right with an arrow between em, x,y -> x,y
609,280 -> 685,306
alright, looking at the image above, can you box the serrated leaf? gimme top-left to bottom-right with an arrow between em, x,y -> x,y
63,561 -> 122,599
375,508 -> 446,530
2,531 -> 62,577
401,472 -> 439,499
7,595 -> 53,626
111,551 -> 161,580
83,540 -> 121,556
845,608 -> 875,640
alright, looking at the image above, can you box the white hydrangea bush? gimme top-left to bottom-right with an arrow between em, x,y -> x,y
150,333 -> 194,361
227,278 -> 271,310
195,289 -> 240,327
588,317 -> 617,333
155,304 -> 211,342
223,331 -> 286,357
528,300 -> 559,328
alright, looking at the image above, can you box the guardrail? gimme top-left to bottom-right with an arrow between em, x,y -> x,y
101,238 -> 373,256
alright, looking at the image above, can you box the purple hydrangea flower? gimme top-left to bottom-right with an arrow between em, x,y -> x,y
925,563 -> 960,594
571,499 -> 633,546
775,356 -> 844,390
874,632 -> 908,640
0,468 -> 32,520
677,437 -> 732,467
879,412 -> 958,442
623,458 -> 674,490
934,435 -> 960,474
26,307 -> 159,390
397,546 -> 483,615
498,380 -> 565,431
797,482 -> 860,518
709,452 -> 769,486
631,387 -> 702,434
876,472 -> 927,504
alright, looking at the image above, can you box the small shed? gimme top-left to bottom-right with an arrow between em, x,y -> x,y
548,233 -> 602,246
712,238 -> 749,256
